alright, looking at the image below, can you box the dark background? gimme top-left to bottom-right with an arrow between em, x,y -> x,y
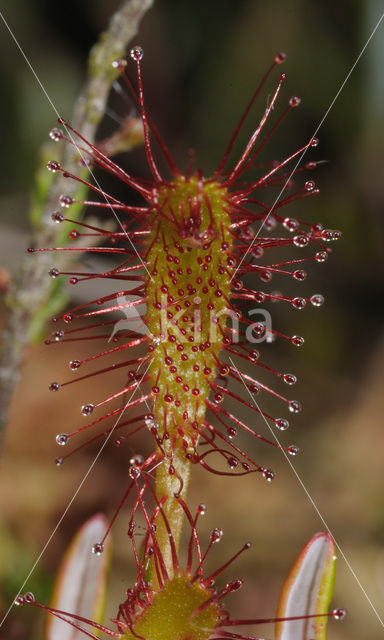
0,1 -> 383,639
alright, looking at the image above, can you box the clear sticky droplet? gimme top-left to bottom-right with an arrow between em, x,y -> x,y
262,469 -> 275,482
129,454 -> 144,466
211,528 -> 223,543
56,433 -> 68,446
293,234 -> 309,247
59,195 -> 73,208
289,96 -> 301,107
333,608 -> 347,620
198,504 -> 206,515
129,465 -> 141,480
14,595 -> 25,606
47,160 -> 61,172
275,52 -> 287,64
293,269 -> 307,281
288,400 -> 302,414
55,457 -> 63,466
283,217 -> 299,232
321,229 -> 334,242
288,445 -> 300,456
311,294 -> 324,307
24,592 -> 35,603
305,180 -> 315,191
51,212 -> 64,223
49,381 -> 60,392
283,373 -> 297,385
112,58 -> 127,69
130,45 -> 144,61
92,543 -> 104,556
275,418 -> 289,431
81,404 -> 94,416
316,251 -> 328,262
69,360 -> 81,370
291,297 -> 306,310
291,335 -> 304,347
227,456 -> 239,469
49,268 -> 60,278
49,128 -> 63,141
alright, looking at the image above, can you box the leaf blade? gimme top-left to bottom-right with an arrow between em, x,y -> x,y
275,532 -> 336,640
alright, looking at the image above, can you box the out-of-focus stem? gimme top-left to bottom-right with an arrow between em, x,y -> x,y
0,0 -> 153,456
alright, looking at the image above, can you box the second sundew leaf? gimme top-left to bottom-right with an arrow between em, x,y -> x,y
275,532 -> 337,640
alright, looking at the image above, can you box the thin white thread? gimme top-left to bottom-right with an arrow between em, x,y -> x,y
0,9 -> 153,282
228,355 -> 384,628
233,11 -> 384,279
0,358 -> 152,629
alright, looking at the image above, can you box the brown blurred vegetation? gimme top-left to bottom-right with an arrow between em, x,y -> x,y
0,1 -> 383,639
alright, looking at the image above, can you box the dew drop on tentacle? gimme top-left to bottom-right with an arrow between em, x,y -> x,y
81,403 -> 94,416
56,433 -> 68,446
51,211 -> 64,223
47,160 -> 61,173
291,297 -> 306,309
293,269 -> 306,281
49,127 -> 63,141
24,592 -> 35,603
289,96 -> 301,107
283,217 -> 299,232
129,453 -> 144,467
59,195 -> 74,208
333,608 -> 347,620
275,51 -> 287,64
262,468 -> 275,482
129,465 -> 141,480
288,400 -> 302,414
283,373 -> 297,385
49,381 -> 60,392
69,360 -> 81,370
227,456 -> 239,469
287,445 -> 299,456
293,234 -> 309,248
310,294 -> 324,307
316,251 -> 328,262
130,45 -> 144,61
92,542 -> 104,556
211,528 -> 223,543
48,268 -> 60,279
275,418 -> 289,431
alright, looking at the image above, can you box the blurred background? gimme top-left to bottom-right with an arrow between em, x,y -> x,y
0,1 -> 383,639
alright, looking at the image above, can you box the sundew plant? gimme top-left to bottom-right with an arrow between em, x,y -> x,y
3,2 -> 383,640
18,34 -> 346,640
